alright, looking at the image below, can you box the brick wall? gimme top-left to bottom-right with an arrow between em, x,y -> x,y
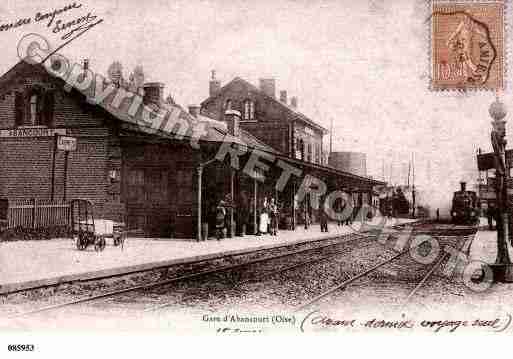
0,61 -> 123,221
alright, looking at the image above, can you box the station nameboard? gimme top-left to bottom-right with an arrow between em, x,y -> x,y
477,150 -> 513,171
479,185 -> 513,199
57,136 -> 77,151
0,128 -> 66,138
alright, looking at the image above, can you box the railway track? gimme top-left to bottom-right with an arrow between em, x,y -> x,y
293,223 -> 479,311
5,230 -> 381,318
5,220 -> 438,318
142,235 -> 381,312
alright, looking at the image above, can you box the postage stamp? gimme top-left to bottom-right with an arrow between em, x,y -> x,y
430,1 -> 505,91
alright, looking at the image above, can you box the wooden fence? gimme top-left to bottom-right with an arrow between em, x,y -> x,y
6,199 -> 70,229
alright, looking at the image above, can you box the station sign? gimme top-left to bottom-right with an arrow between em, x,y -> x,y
0,128 -> 66,138
57,136 -> 77,151
479,185 -> 513,199
477,150 -> 513,171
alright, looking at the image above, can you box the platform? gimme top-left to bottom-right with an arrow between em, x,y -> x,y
0,218 -> 415,294
469,228 -> 513,264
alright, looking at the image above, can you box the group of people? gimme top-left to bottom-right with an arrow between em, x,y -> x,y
302,196 -> 362,233
256,197 -> 279,236
212,195 -> 280,240
210,193 -> 365,240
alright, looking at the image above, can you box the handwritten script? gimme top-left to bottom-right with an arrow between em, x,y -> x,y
300,310 -> 513,333
0,2 -> 103,40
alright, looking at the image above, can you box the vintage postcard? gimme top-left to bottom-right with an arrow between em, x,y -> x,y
1,0 -> 513,356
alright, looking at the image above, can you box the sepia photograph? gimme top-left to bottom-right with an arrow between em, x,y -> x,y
1,0 -> 513,354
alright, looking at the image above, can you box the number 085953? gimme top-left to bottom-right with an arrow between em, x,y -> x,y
7,344 -> 35,351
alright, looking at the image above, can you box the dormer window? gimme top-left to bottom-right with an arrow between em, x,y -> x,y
243,99 -> 255,121
29,94 -> 39,125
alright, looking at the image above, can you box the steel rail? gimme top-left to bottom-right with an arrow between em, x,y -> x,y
8,221 -> 421,317
4,231 -> 370,296
294,223 -> 475,312
294,249 -> 410,312
403,252 -> 449,303
143,237 -> 380,312
403,229 -> 478,303
8,232 -> 375,318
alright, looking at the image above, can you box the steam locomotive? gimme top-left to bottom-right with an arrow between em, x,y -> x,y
450,182 -> 480,225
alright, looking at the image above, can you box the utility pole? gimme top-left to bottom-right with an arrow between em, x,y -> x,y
329,117 -> 333,160
489,98 -> 513,282
407,161 -> 411,188
412,152 -> 416,218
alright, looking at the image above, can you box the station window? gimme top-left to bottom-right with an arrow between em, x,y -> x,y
243,99 -> 255,121
14,88 -> 54,127
224,99 -> 232,110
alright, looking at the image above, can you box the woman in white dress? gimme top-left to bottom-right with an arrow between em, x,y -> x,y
259,197 -> 269,234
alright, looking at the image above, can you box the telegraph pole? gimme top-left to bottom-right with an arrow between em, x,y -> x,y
412,152 -> 416,218
407,161 -> 411,188
329,117 -> 333,155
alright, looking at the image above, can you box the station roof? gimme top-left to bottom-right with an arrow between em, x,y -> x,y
0,60 -> 382,186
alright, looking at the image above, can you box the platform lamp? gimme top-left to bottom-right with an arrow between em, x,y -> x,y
489,97 -> 513,282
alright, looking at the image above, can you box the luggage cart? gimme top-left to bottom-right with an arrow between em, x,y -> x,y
70,199 -> 106,251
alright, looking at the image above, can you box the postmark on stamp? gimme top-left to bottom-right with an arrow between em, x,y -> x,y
430,1 -> 505,91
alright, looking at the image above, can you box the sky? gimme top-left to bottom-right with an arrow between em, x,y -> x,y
0,0 -> 511,214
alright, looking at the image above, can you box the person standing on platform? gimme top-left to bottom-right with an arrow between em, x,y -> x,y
320,197 -> 328,232
259,197 -> 269,235
215,199 -> 227,240
269,197 -> 278,236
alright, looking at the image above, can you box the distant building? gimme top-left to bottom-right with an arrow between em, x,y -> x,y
328,151 -> 367,177
200,74 -> 328,164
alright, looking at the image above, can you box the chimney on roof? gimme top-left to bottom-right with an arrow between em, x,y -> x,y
143,82 -> 164,105
188,104 -> 200,118
290,96 -> 298,109
225,109 -> 241,137
209,70 -> 221,97
460,181 -> 466,192
259,78 -> 276,98
280,90 -> 287,104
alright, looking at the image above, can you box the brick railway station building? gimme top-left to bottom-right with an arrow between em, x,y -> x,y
0,59 -> 383,238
